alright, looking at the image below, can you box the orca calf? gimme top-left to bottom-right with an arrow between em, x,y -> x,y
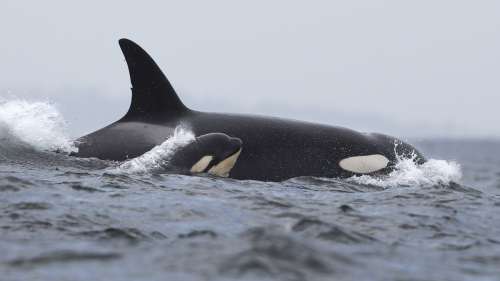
74,39 -> 425,181
168,133 -> 242,177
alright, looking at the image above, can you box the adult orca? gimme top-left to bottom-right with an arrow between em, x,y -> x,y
74,38 -> 425,181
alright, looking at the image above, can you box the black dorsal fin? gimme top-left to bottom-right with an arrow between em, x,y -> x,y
118,38 -> 188,120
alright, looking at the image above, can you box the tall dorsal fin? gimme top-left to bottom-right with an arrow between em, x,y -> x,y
118,38 -> 188,120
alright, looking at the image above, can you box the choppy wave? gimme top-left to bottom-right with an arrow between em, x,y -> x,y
114,126 -> 195,174
347,156 -> 462,188
2,99 -> 497,281
0,99 -> 76,153
2,138 -> 498,281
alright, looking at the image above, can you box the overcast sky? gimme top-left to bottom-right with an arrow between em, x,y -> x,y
1,1 -> 499,138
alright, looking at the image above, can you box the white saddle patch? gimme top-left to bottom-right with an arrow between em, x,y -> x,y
339,154 -> 390,174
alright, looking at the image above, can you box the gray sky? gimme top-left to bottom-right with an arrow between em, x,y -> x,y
1,0 -> 499,138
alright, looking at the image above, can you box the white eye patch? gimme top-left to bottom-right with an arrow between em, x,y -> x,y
190,155 -> 213,173
339,154 -> 390,174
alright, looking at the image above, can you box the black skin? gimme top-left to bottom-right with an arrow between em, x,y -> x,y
73,39 -> 426,182
168,133 -> 242,173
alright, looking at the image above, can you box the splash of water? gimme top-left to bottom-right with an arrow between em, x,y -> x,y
347,156 -> 462,188
114,126 -> 195,174
0,99 -> 76,153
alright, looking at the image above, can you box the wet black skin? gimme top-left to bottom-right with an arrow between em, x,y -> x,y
74,39 -> 425,182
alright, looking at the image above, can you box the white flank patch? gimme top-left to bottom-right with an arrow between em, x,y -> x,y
190,155 -> 214,173
339,154 -> 390,174
208,149 -> 242,177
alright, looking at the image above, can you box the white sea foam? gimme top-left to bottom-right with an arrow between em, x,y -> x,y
347,156 -> 462,188
0,99 -> 76,153
114,126 -> 195,174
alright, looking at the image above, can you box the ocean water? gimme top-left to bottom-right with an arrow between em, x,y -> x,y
1,100 -> 499,281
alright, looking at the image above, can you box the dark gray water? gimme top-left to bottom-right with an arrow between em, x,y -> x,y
1,101 -> 500,281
